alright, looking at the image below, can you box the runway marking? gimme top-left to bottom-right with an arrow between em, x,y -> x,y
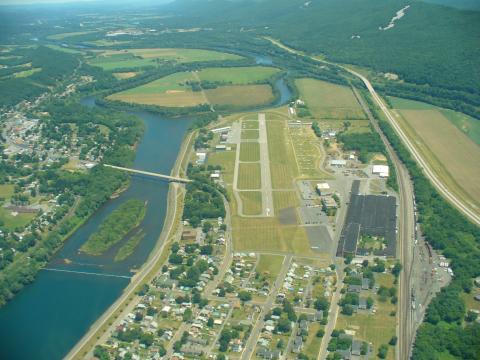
43,267 -> 132,279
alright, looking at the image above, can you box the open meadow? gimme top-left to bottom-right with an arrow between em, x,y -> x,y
89,48 -> 242,71
197,66 -> 279,84
238,191 -> 263,216
239,142 -> 260,162
108,66 -> 278,107
296,78 -> 366,119
237,163 -> 261,190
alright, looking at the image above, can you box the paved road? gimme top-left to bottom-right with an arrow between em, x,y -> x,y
258,113 -> 275,217
318,265 -> 344,360
65,132 -> 195,360
267,37 -> 480,227
241,255 -> 292,360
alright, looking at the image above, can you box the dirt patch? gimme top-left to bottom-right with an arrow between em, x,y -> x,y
279,207 -> 298,225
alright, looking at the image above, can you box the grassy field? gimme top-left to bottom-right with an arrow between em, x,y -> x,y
238,191 -> 262,215
237,163 -> 261,190
296,78 -> 366,119
205,85 -> 274,106
303,322 -> 323,359
241,129 -> 259,140
0,184 -> 14,198
240,142 -> 260,162
389,96 -> 480,146
0,208 -> 36,230
89,48 -> 242,71
207,151 -> 236,184
397,108 -> 480,209
46,45 -> 86,55
232,216 -> 312,255
13,68 -> 41,78
197,66 -> 279,84
108,72 -> 204,107
267,119 -> 299,189
109,69 -> 274,107
242,120 -> 259,130
113,72 -> 138,80
273,191 -> 299,212
256,254 -> 284,281
47,31 -> 96,40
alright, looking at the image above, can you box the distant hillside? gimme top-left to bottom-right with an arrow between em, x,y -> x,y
420,0 -> 480,10
165,0 -> 480,97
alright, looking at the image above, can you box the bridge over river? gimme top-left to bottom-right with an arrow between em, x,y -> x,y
104,164 -> 191,183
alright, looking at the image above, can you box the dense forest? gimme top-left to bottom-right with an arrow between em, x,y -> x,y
0,46 -> 79,108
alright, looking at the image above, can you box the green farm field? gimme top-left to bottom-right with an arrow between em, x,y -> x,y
238,191 -> 262,215
389,96 -> 480,145
239,142 -> 260,162
108,71 -> 204,107
206,85 -> 274,106
296,78 -> 366,119
396,108 -> 480,209
197,66 -> 279,84
89,48 -> 242,71
237,163 -> 261,190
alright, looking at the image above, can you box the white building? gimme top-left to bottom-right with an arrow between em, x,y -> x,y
372,165 -> 389,178
330,159 -> 347,167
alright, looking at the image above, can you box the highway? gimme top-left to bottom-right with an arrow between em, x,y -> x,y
65,131 -> 195,360
266,37 -> 480,227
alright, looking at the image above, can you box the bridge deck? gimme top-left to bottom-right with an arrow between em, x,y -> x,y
104,164 -> 191,183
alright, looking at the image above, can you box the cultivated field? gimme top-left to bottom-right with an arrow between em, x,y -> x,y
238,191 -> 263,215
389,96 -> 480,146
197,66 -> 279,84
296,78 -> 366,119
205,85 -> 274,106
239,142 -> 260,162
397,108 -> 480,209
109,67 -> 276,107
237,163 -> 261,190
89,48 -> 242,71
108,72 -> 205,107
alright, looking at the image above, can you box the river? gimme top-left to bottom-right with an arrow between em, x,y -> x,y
0,54 -> 292,360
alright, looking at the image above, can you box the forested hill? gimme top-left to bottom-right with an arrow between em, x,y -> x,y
164,0 -> 480,97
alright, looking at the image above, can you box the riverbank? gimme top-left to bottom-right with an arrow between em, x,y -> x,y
66,128 -> 197,360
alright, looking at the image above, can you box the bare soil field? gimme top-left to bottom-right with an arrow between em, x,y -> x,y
205,85 -> 274,106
